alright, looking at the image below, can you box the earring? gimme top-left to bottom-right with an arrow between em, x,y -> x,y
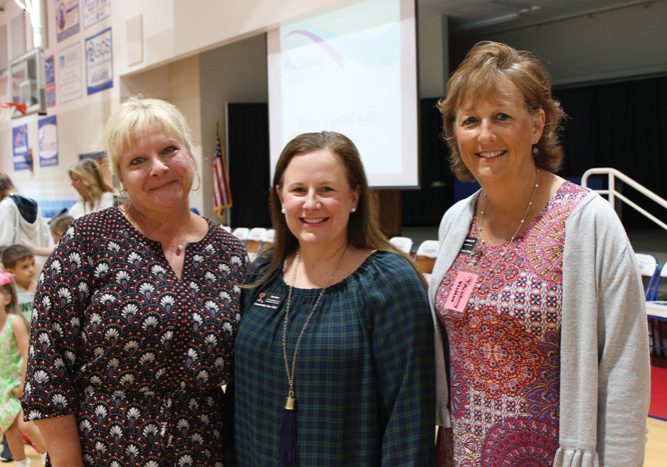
351,207 -> 356,213
191,172 -> 201,192
532,145 -> 539,156
281,207 -> 286,214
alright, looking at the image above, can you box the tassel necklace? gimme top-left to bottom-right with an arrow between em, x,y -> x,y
279,247 -> 347,465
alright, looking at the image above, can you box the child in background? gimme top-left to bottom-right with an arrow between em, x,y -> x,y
1,246 -> 37,323
28,214 -> 75,258
0,271 -> 46,466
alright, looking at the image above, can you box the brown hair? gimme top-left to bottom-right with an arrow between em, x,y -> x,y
438,41 -> 566,181
254,131 -> 400,286
0,171 -> 17,198
1,244 -> 34,270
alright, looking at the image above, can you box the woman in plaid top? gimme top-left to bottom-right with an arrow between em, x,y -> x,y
235,131 -> 435,466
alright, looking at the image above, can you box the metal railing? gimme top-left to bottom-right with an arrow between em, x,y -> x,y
581,167 -> 667,231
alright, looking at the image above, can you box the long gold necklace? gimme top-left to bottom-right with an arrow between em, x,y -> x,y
279,247 -> 347,465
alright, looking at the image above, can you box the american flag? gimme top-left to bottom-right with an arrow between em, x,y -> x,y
213,121 -> 232,220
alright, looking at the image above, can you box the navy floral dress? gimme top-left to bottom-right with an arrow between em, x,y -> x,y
22,207 -> 246,466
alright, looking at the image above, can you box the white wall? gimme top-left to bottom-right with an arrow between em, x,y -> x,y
452,1 -> 667,86
418,14 -> 449,98
2,0 -> 666,213
0,0 -> 355,214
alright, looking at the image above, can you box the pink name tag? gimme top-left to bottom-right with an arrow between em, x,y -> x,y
444,271 -> 478,314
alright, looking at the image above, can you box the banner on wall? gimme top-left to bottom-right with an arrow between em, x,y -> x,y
83,0 -> 111,29
56,0 -> 81,42
85,27 -> 113,94
45,55 -> 56,107
39,116 -> 59,168
58,43 -> 82,103
12,125 -> 30,171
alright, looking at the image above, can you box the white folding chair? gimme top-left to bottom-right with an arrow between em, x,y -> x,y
246,227 -> 267,261
258,229 -> 275,255
635,253 -> 659,300
414,240 -> 439,281
389,236 -> 414,255
221,225 -> 232,233
232,227 -> 250,244
647,261 -> 667,356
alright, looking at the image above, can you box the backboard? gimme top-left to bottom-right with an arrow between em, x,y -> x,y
9,47 -> 46,117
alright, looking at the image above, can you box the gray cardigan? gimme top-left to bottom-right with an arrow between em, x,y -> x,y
428,190 -> 650,467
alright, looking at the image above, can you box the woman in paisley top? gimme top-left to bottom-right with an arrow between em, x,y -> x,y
431,42 -> 650,466
22,96 -> 246,466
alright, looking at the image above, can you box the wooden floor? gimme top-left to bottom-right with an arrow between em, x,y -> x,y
6,417 -> 667,465
647,417 -> 667,466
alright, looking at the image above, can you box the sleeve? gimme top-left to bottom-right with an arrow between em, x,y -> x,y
556,197 -> 650,467
0,200 -> 19,245
594,241 -> 650,465
370,254 -> 436,466
100,192 -> 115,210
21,223 -> 90,421
68,202 -> 83,219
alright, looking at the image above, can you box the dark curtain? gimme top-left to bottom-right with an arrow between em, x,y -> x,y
554,76 -> 667,228
225,77 -> 667,230
401,98 -> 453,225
227,103 -> 271,228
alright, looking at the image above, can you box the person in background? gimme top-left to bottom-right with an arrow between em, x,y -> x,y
1,245 -> 37,323
0,272 -> 46,467
431,41 -> 650,466
67,158 -> 115,219
0,172 -> 50,252
235,131 -> 435,466
22,96 -> 246,466
26,214 -> 75,258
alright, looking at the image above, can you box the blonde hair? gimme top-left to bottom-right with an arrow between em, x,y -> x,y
439,41 -> 566,181
103,96 -> 199,178
49,214 -> 75,238
68,159 -> 114,204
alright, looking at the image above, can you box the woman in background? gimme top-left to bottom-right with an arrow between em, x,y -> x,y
68,158 -> 115,219
235,131 -> 435,466
22,96 -> 246,466
431,41 -> 649,466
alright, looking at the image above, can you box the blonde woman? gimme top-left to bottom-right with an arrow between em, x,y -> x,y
68,158 -> 115,218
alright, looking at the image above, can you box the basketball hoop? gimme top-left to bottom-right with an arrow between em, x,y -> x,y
0,102 -> 27,130
0,101 -> 28,115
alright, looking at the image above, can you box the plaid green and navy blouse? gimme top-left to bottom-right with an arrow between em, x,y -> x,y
235,250 -> 435,466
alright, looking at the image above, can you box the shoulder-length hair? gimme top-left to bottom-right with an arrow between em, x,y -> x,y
253,131 -> 398,287
103,95 -> 199,179
438,41 -> 566,181
68,158 -> 114,203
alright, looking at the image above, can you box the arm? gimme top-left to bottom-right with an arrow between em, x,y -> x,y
11,317 -> 29,398
34,415 -> 84,467
372,255 -> 435,466
556,195 -> 650,466
22,240 -> 54,257
595,244 -> 650,465
21,224 -> 88,464
0,200 -> 19,245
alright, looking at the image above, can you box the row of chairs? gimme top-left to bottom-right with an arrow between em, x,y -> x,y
227,227 -> 275,261
636,253 -> 667,301
637,253 -> 667,356
389,236 -> 439,279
